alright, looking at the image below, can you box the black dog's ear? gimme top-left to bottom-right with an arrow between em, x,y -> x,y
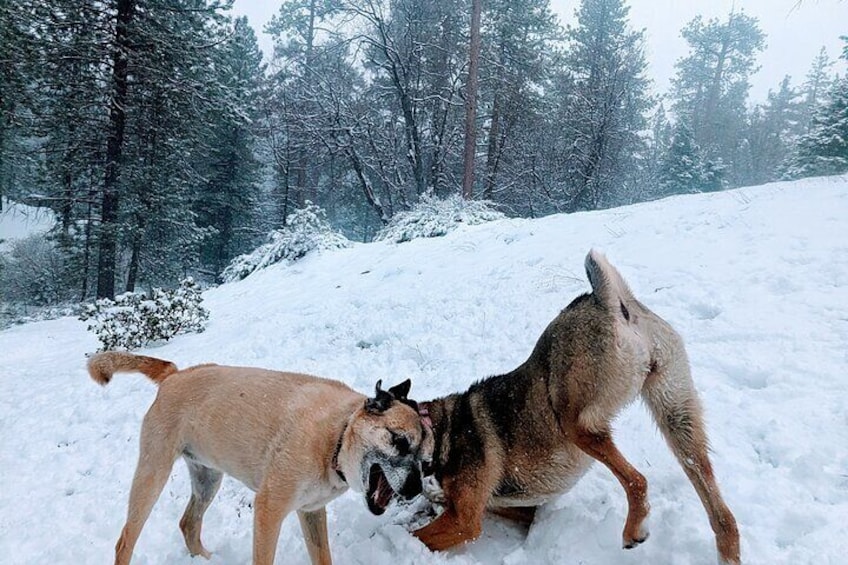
365,379 -> 395,414
388,379 -> 411,400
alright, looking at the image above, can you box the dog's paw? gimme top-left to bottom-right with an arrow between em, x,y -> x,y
422,475 -> 445,504
622,520 -> 650,549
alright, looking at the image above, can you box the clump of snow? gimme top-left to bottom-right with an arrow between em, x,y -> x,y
375,194 -> 505,243
1,175 -> 847,564
222,202 -> 350,282
79,278 -> 208,351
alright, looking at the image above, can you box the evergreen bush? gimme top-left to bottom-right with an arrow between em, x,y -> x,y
79,278 -> 208,351
375,194 -> 505,243
222,203 -> 350,282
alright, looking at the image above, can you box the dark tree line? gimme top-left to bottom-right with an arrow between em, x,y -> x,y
1,0 -> 846,307
2,0 -> 264,301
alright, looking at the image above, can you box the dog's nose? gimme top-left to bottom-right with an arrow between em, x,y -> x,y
398,468 -> 423,499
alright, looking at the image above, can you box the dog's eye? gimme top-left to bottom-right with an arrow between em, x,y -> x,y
391,432 -> 411,456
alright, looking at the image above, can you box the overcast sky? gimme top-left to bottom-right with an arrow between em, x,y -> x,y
232,0 -> 847,103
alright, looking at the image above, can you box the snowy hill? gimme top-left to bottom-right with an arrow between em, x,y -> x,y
1,176 -> 847,564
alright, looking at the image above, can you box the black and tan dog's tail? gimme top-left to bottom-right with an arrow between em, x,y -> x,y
87,351 -> 178,386
584,249 -> 636,318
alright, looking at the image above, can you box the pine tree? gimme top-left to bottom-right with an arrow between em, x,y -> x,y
461,0 -> 482,200
741,76 -> 804,185
637,103 -> 673,200
558,0 -> 651,211
783,77 -> 848,179
195,17 -> 264,277
799,47 -> 835,133
117,1 -> 239,291
659,122 -> 710,195
265,0 -> 344,219
671,11 -> 764,187
0,0 -> 32,210
478,0 -> 560,206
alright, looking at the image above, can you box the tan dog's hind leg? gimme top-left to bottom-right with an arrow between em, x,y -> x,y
297,508 -> 331,565
642,357 -> 740,564
572,427 -> 650,549
179,461 -> 223,559
115,420 -> 179,565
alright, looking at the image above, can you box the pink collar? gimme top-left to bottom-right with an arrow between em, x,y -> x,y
419,403 -> 433,431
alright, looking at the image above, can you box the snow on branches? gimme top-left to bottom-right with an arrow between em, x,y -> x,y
221,203 -> 350,283
375,194 -> 505,243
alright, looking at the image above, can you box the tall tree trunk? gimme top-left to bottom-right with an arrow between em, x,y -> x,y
125,228 -> 140,293
483,90 -> 501,199
61,166 -> 73,236
80,190 -> 94,301
461,0 -> 482,200
344,139 -> 388,223
96,0 -> 135,299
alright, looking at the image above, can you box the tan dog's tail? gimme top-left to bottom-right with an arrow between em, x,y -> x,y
87,351 -> 178,386
584,249 -> 636,314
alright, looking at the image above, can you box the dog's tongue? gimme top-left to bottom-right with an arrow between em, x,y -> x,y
372,471 -> 393,508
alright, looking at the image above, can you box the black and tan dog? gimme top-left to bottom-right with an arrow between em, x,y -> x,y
87,352 -> 433,565
413,250 -> 740,564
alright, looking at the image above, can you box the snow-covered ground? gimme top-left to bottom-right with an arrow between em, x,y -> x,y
1,176 -> 847,564
0,197 -> 55,251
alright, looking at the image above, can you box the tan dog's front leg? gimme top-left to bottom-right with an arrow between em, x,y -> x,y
116,423 -> 179,565
297,508 -> 332,565
253,485 -> 294,565
414,473 -> 490,551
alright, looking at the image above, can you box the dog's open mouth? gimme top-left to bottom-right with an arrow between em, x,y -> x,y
366,463 -> 396,515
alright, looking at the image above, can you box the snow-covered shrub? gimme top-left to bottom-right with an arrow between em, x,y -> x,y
375,194 -> 505,243
0,233 -> 74,306
221,202 -> 350,282
79,277 -> 209,351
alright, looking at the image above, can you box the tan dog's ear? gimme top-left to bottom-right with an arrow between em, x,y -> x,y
388,379 -> 411,400
365,380 -> 395,413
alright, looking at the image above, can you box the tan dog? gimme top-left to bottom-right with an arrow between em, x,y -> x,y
413,250 -> 740,564
87,352 -> 432,565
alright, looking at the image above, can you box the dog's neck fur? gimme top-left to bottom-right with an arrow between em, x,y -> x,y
418,394 -> 464,479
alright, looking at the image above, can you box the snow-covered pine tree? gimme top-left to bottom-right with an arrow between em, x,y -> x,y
478,0 -> 560,213
799,47 -> 836,134
557,0 -> 651,211
782,76 -> 848,179
740,76 -> 805,186
195,17 -> 265,277
659,122 -> 710,196
0,0 -> 37,211
670,11 -> 764,188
